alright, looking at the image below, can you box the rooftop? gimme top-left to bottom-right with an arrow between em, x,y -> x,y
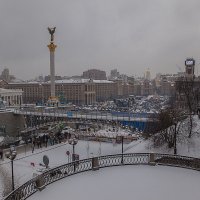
9,79 -> 114,84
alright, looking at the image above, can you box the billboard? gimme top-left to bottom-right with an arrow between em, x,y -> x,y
185,58 -> 195,67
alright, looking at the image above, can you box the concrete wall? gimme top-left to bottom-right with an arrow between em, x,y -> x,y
0,111 -> 25,137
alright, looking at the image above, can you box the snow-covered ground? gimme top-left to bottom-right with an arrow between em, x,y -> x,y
1,115 -> 200,199
77,125 -> 138,141
94,127 -> 134,137
28,165 -> 200,200
0,140 -> 131,199
129,115 -> 200,158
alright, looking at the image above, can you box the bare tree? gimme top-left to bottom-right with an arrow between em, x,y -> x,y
152,99 -> 187,154
175,76 -> 199,138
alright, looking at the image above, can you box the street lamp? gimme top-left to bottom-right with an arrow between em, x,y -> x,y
39,83 -> 44,105
174,122 -> 177,155
121,136 -> 124,164
17,127 -> 20,140
5,148 -> 17,191
128,97 -> 133,125
68,136 -> 78,171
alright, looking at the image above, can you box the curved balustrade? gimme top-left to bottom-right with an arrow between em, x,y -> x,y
4,153 -> 200,200
154,153 -> 200,169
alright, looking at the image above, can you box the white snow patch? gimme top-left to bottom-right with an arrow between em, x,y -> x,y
28,165 -> 200,200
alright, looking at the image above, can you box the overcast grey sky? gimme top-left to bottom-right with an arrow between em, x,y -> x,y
0,0 -> 200,80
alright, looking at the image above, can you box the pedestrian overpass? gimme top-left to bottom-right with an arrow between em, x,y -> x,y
13,108 -> 158,132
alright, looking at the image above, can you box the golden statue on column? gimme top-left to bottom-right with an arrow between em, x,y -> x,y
48,27 -> 56,42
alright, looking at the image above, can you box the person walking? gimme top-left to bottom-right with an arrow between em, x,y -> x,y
0,147 -> 3,159
31,141 -> 35,153
31,137 -> 35,153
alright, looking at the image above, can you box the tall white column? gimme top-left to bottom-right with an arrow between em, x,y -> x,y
50,51 -> 55,97
48,43 -> 57,98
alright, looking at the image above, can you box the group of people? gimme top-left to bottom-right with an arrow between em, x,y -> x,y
30,131 -> 70,153
0,131 -> 70,158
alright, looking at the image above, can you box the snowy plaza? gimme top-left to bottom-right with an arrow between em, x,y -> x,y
28,165 -> 200,200
1,116 -> 200,199
1,136 -> 200,200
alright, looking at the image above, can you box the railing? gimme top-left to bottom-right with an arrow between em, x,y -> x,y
154,153 -> 200,169
4,153 -> 200,200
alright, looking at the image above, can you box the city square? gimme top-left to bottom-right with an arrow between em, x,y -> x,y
1,1 -> 200,199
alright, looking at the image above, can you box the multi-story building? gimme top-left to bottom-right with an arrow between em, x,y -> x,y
94,80 -> 117,101
0,68 -> 15,82
1,68 -> 10,82
6,78 -> 135,105
0,80 -> 8,88
141,79 -> 154,96
82,69 -> 107,80
145,68 -> 151,80
6,79 -> 95,105
110,69 -> 119,79
159,77 -> 175,96
133,83 -> 142,96
0,88 -> 23,106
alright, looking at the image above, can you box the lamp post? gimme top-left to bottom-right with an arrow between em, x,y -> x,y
5,148 -> 17,191
68,137 -> 78,171
17,127 -> 20,140
128,97 -> 132,124
121,136 -> 124,164
174,122 -> 177,155
39,83 -> 44,105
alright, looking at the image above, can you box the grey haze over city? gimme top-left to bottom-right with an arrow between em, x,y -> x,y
0,0 -> 200,80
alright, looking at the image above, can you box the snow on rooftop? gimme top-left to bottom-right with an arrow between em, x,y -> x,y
9,79 -> 114,84
92,79 -> 113,83
55,79 -> 114,84
0,88 -> 22,93
9,81 -> 41,84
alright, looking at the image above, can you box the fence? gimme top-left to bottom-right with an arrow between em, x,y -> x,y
4,153 -> 200,200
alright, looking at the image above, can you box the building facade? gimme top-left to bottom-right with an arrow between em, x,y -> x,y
82,69 -> 107,80
0,88 -> 23,106
141,80 -> 154,96
6,79 -> 135,105
7,80 -> 95,105
95,80 -> 117,101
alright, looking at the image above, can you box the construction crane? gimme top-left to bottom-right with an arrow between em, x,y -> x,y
176,64 -> 183,72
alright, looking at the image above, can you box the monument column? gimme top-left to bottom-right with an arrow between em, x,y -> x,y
47,27 -> 57,100
47,43 -> 57,97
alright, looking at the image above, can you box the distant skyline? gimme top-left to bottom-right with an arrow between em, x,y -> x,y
1,0 -> 200,80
